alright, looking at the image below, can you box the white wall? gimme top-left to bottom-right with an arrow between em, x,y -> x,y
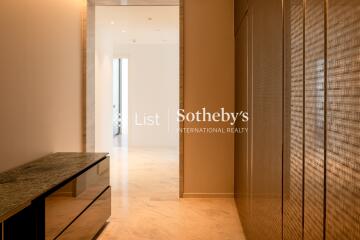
95,24 -> 114,152
115,44 -> 179,147
121,59 -> 129,136
112,59 -> 120,136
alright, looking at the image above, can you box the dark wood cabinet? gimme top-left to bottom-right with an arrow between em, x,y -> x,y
3,199 -> 45,240
0,153 -> 110,240
45,158 -> 110,240
56,188 -> 111,240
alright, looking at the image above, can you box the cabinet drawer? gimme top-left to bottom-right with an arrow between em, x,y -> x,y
45,157 -> 110,240
57,187 -> 111,240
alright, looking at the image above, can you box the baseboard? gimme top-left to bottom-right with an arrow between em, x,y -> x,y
182,193 -> 234,198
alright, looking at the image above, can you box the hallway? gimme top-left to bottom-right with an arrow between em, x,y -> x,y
98,147 -> 245,240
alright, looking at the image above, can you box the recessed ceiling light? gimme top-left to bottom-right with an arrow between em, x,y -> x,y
121,30 -> 126,33
110,21 -> 115,25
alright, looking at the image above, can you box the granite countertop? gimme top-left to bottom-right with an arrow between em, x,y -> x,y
0,152 -> 108,222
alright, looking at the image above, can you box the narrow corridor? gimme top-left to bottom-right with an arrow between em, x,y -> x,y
98,147 -> 245,240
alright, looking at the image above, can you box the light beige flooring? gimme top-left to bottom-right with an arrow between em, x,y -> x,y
97,146 -> 245,240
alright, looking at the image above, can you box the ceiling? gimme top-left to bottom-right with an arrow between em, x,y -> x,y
95,6 -> 179,45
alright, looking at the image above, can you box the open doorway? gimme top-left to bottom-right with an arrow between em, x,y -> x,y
91,4 -> 181,202
84,1 -> 184,205
112,58 -> 128,147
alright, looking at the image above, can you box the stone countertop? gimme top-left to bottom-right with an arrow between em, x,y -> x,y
0,152 -> 108,222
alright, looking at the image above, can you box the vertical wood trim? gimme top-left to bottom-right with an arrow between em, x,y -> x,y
302,0 -> 306,238
81,0 -> 88,152
281,0 -> 285,238
249,6 -> 254,203
85,0 -> 95,152
323,0 -> 328,238
179,0 -> 184,198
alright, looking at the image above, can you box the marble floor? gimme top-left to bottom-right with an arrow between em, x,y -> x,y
97,146 -> 246,240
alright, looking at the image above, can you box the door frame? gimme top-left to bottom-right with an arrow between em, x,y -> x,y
82,0 -> 184,197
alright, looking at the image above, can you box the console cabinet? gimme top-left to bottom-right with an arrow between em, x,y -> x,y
0,153 -> 110,240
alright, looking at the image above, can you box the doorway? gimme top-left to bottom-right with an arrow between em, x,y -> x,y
112,59 -> 121,137
112,58 -> 128,147
85,0 -> 184,197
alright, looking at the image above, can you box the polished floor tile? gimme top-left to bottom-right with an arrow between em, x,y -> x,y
97,146 -> 245,240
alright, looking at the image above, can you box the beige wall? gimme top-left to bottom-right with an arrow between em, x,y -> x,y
183,0 -> 235,196
0,0 -> 84,171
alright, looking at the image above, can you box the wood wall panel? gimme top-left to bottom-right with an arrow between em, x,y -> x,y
183,0 -> 235,197
250,0 -> 283,238
237,0 -> 360,239
282,0 -> 360,239
234,0 -> 248,34
303,0 -> 325,238
234,12 -> 250,236
234,0 -> 283,239
283,0 -> 304,238
326,0 -> 360,238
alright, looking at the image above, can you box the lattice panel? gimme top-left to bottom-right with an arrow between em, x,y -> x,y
283,0 -> 304,239
304,0 -> 325,239
326,0 -> 360,239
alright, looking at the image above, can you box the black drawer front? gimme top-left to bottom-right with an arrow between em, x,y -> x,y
56,187 -> 111,240
3,203 -> 40,240
45,157 -> 110,240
